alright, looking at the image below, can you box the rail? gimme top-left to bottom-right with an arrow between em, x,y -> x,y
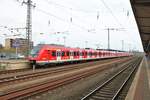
81,57 -> 142,100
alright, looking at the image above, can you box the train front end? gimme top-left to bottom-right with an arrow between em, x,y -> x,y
28,45 -> 42,65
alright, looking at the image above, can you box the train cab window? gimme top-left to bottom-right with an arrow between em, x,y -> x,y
52,51 -> 56,57
30,45 -> 42,57
62,51 -> 65,56
67,51 -> 69,56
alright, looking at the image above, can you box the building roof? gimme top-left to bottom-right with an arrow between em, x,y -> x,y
130,0 -> 150,52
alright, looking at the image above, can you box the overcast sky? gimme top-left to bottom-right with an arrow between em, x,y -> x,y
0,0 -> 143,51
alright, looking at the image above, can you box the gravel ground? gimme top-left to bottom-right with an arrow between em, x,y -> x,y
27,61 -> 128,100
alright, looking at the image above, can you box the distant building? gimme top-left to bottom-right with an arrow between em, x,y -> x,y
5,38 -> 33,53
5,38 -> 14,49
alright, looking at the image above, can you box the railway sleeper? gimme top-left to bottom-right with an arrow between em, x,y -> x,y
97,91 -> 115,95
95,93 -> 115,97
95,93 -> 114,98
99,89 -> 116,93
100,87 -> 117,91
92,95 -> 112,99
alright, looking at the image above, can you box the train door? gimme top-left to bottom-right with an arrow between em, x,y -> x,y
56,49 -> 61,62
87,51 -> 90,59
70,50 -> 73,60
79,50 -> 82,60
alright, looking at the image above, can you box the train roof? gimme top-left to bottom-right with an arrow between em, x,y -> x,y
34,44 -> 128,53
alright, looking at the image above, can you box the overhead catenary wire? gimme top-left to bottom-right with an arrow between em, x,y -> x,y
99,1 -> 131,38
100,0 -> 123,28
99,0 -> 137,50
43,0 -> 94,26
35,8 -> 90,32
15,0 -> 131,35
44,0 -> 99,14
15,0 -> 96,33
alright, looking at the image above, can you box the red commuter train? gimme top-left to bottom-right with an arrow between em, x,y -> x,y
28,44 -> 132,65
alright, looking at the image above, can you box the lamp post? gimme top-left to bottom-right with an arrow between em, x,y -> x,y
104,28 -> 125,50
121,40 -> 124,51
63,36 -> 66,46
85,41 -> 88,48
105,28 -> 115,50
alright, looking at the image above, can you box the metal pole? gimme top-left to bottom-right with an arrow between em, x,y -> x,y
26,0 -> 32,57
108,28 -> 110,50
63,36 -> 66,46
122,40 -> 124,51
32,60 -> 36,71
85,41 -> 88,48
16,47 -> 18,59
33,64 -> 35,71
22,0 -> 35,57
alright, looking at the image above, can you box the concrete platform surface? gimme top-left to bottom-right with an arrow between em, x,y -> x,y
0,59 -> 29,70
125,57 -> 150,100
0,59 -> 28,63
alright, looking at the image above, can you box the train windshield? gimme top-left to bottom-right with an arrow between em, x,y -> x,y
30,46 -> 42,57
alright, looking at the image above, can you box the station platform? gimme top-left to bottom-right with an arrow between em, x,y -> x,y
125,56 -> 150,100
0,59 -> 29,70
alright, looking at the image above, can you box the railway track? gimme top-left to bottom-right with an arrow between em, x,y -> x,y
0,69 -> 30,75
81,57 -> 142,100
0,57 -> 129,76
0,57 -> 131,86
0,57 -> 134,100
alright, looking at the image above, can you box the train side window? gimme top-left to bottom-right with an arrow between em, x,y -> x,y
77,52 -> 79,56
93,52 -> 95,56
82,52 -> 84,56
70,52 -> 72,56
99,52 -> 101,56
59,52 -> 61,56
85,52 -> 87,56
67,51 -> 69,56
90,52 -> 92,56
88,52 -> 90,56
95,52 -> 97,56
62,51 -> 65,56
80,52 -> 82,56
56,52 -> 58,56
52,51 -> 56,57
57,52 -> 61,57
74,52 -> 76,56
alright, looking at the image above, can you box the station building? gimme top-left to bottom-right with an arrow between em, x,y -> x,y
5,38 -> 33,53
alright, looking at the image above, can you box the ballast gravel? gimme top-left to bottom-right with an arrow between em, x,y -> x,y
28,62 -> 124,100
